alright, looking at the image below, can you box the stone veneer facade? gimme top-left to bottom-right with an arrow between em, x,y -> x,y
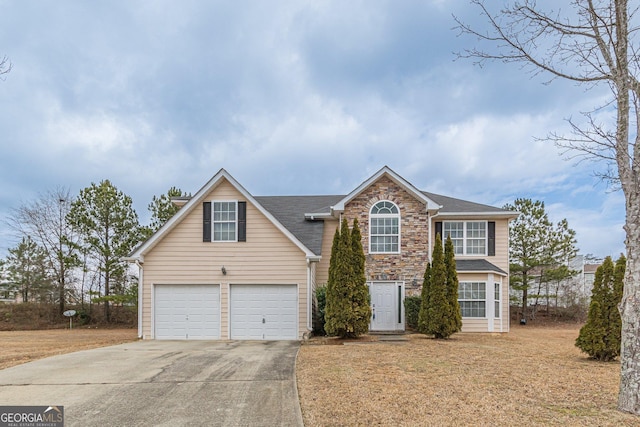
343,176 -> 430,293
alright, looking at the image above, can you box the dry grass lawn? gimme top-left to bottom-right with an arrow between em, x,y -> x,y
296,324 -> 638,426
0,328 -> 138,370
2,325 -> 637,425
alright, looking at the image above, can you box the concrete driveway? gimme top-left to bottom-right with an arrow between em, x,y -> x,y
0,340 -> 303,427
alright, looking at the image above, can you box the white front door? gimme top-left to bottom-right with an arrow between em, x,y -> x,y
369,281 -> 405,332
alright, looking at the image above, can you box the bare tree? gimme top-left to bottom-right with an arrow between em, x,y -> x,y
8,187 -> 80,314
455,0 -> 640,414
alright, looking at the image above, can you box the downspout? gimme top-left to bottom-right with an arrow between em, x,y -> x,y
429,212 -> 436,262
306,258 -> 313,337
135,260 -> 143,339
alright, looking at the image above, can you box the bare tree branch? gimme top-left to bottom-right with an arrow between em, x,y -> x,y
0,55 -> 11,80
455,0 -> 640,413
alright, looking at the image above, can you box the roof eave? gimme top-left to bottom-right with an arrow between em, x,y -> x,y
304,212 -> 335,220
332,166 -> 442,212
433,211 -> 519,219
458,269 -> 508,277
129,168 -> 316,259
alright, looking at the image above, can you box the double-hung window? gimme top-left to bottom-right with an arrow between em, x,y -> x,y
369,201 -> 400,253
443,221 -> 487,255
458,282 -> 486,318
213,201 -> 237,241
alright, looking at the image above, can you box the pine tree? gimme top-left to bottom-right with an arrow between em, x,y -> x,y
444,236 -> 462,334
576,256 -> 625,361
68,180 -> 142,321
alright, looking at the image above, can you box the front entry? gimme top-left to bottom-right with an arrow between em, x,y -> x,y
368,281 -> 405,332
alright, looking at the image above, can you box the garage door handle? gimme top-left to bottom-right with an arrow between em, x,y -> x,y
262,318 -> 265,324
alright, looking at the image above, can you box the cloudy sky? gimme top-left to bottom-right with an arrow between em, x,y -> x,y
0,0 -> 626,258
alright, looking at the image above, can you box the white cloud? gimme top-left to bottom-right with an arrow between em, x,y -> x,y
0,0 -> 629,261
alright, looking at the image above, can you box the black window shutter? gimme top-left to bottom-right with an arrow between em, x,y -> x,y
238,201 -> 247,242
203,202 -> 211,242
435,221 -> 442,239
488,221 -> 496,256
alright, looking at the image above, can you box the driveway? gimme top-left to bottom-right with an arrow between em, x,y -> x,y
0,340 -> 303,427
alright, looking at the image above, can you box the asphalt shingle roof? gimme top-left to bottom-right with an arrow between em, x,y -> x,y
456,259 -> 508,275
423,191 -> 509,214
254,192 -> 513,256
254,195 -> 343,256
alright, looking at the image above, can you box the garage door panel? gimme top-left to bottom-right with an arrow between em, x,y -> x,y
154,285 -> 220,340
230,285 -> 297,340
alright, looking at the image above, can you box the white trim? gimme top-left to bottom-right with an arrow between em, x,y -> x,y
128,168 -> 316,259
307,260 -> 313,333
304,212 -> 334,220
369,200 -> 401,254
488,273 -> 495,332
458,281 -> 488,319
443,220 -> 488,256
211,199 -> 238,242
331,166 -> 441,214
136,260 -> 143,339
434,211 -> 519,218
150,283 -> 155,339
457,269 -> 508,277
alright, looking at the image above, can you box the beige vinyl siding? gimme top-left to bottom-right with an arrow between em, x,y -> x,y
494,218 -> 510,332
457,272 -> 508,333
433,218 -> 511,333
493,218 -> 510,273
315,218 -> 339,286
141,179 -> 309,339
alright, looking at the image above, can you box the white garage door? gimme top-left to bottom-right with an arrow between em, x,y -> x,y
230,285 -> 298,340
154,284 -> 220,340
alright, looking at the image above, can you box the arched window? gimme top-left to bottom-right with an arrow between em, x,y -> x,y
369,201 -> 400,253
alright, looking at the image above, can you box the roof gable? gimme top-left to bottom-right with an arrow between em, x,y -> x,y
332,166 -> 441,213
128,169 -> 316,260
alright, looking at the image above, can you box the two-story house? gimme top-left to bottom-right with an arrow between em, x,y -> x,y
127,166 -> 517,340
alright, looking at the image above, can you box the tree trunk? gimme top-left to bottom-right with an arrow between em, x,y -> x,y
104,268 -> 111,322
522,272 -> 529,322
618,191 -> 640,413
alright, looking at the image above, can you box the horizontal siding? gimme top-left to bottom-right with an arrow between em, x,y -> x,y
461,319 -> 489,333
141,179 -> 308,339
493,218 -> 510,274
458,273 -> 509,333
316,219 -> 338,286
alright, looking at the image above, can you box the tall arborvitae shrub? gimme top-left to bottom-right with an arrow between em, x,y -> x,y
611,255 -> 626,352
325,218 -> 370,338
575,255 -> 625,361
444,236 -> 462,334
313,284 -> 327,335
349,218 -> 372,336
426,234 -> 450,338
419,234 -> 461,339
417,262 -> 431,334
325,221 -> 349,337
